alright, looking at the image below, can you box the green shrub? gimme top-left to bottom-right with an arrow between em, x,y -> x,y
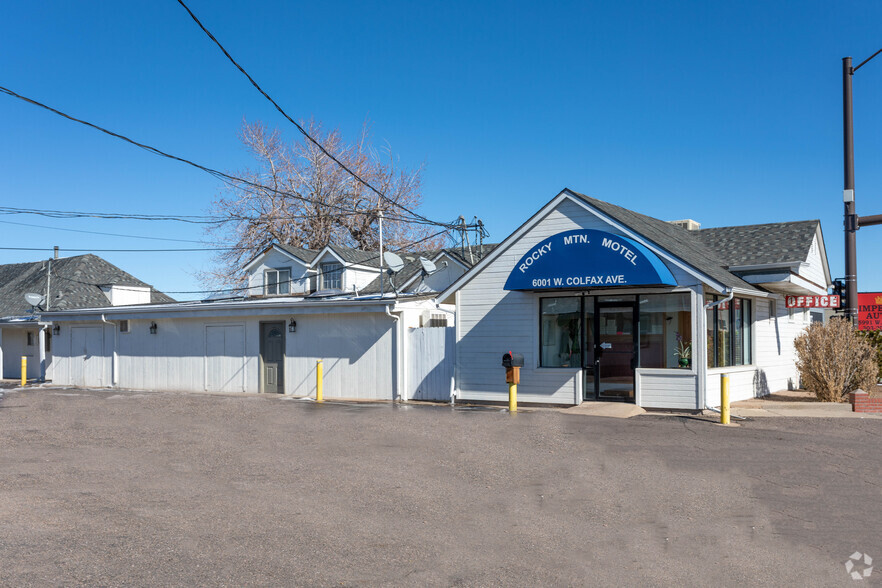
794,319 -> 878,402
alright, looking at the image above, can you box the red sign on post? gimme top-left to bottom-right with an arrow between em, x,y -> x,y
858,292 -> 882,331
784,295 -> 841,309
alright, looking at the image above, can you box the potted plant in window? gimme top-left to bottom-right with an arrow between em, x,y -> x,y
675,332 -> 691,368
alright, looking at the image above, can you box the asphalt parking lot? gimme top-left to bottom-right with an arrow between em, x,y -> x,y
1,387 -> 881,586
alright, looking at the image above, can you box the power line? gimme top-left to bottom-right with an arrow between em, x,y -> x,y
176,0 -> 439,228
0,203 -> 440,227
45,227 -> 453,295
0,85 -> 457,229
0,219 -> 205,243
0,246 -> 247,253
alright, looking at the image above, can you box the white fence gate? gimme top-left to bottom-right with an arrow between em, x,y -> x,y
407,326 -> 454,401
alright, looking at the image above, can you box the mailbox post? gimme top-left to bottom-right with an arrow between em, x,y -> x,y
502,352 -> 524,413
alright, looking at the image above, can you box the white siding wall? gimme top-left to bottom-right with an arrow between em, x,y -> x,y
50,312 -> 397,400
50,322 -> 113,387
798,233 -> 828,290
345,267 -> 382,292
247,250 -> 311,295
100,285 -> 152,306
456,198 -> 699,405
636,370 -> 698,409
311,253 -> 380,293
704,296 -> 807,406
1,327 -> 42,379
286,312 -> 394,400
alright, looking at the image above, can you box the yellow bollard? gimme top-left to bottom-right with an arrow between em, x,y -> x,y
720,373 -> 730,425
508,382 -> 517,413
316,359 -> 323,403
21,356 -> 26,387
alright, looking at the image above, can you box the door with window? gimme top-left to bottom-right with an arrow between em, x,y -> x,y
595,301 -> 637,401
583,298 -> 637,402
260,322 -> 285,394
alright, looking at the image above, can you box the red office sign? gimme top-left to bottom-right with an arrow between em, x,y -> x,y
858,292 -> 882,331
784,295 -> 840,309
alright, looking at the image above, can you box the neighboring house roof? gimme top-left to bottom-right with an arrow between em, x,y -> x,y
359,245 -> 497,295
254,240 -> 484,276
0,254 -> 174,317
321,244 -> 382,268
695,220 -> 820,267
567,191 -> 758,291
275,244 -> 319,264
444,243 -> 499,268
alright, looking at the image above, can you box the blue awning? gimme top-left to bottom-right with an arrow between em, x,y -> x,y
504,229 -> 676,290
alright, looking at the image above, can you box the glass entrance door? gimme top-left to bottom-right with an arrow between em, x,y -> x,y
595,303 -> 636,401
582,297 -> 595,401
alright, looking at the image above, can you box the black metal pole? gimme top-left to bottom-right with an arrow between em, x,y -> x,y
843,56 -> 858,324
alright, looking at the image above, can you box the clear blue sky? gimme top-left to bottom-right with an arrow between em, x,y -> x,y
2,1 -> 882,299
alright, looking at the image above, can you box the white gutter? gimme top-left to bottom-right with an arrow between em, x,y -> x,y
42,295 -> 435,322
704,288 -> 734,311
100,314 -> 118,387
385,305 -> 404,403
433,302 -> 456,316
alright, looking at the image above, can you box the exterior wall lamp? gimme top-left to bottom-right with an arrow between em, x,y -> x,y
288,318 -> 297,333
149,322 -> 158,335
52,325 -> 61,335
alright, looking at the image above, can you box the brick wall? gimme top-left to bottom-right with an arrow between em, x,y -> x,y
850,390 -> 882,414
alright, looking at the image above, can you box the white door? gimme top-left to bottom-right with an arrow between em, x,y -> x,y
70,326 -> 104,387
205,325 -> 246,392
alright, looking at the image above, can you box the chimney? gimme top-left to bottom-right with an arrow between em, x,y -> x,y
667,219 -> 701,231
53,246 -> 59,259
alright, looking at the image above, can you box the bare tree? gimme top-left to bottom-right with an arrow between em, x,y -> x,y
200,119 -> 445,288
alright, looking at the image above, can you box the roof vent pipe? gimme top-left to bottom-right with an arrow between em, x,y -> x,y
53,246 -> 59,259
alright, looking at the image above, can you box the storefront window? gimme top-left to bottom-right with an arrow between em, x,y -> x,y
638,293 -> 692,368
717,299 -> 731,367
706,295 -> 715,369
707,295 -> 753,368
540,297 -> 581,367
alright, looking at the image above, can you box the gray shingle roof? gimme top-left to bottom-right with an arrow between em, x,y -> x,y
274,244 -> 319,264
325,244 -> 382,268
0,254 -> 174,317
695,220 -> 819,268
566,190 -> 760,292
360,245 -> 498,294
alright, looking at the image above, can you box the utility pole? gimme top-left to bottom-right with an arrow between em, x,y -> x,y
378,208 -> 384,298
843,56 -> 857,323
842,50 -> 882,325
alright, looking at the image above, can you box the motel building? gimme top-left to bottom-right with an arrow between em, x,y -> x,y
438,189 -> 833,410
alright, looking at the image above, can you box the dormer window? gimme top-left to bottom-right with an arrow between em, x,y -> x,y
320,262 -> 343,290
265,269 -> 291,295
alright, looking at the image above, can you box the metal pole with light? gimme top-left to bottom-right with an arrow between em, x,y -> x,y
843,50 -> 882,325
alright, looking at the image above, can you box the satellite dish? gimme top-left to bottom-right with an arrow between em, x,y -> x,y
383,251 -> 405,273
24,293 -> 44,307
419,257 -> 437,275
